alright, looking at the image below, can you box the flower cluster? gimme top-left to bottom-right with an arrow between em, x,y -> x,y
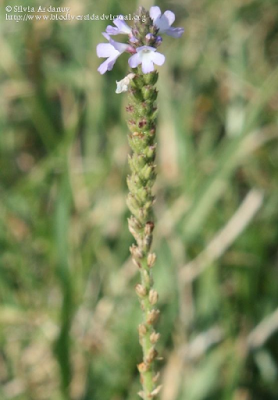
96,6 -> 184,75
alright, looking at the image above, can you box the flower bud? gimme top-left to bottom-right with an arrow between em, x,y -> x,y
126,174 -> 140,192
125,104 -> 134,113
130,74 -> 144,89
140,164 -> 155,181
153,372 -> 160,383
130,244 -> 143,259
145,33 -> 156,45
151,385 -> 163,397
128,224 -> 139,239
138,207 -> 149,221
150,331 -> 160,344
138,323 -> 147,337
135,154 -> 147,169
149,289 -> 159,305
146,346 -> 158,363
129,88 -> 143,101
132,258 -> 142,269
143,269 -> 153,287
129,36 -> 138,44
143,200 -> 153,211
132,131 -> 143,137
128,216 -> 142,231
146,33 -> 155,41
138,119 -> 147,129
127,118 -> 138,132
156,36 -> 163,46
147,309 -> 160,325
145,221 -> 155,235
147,253 -> 156,268
141,85 -> 158,101
127,193 -> 141,213
143,71 -> 159,85
145,144 -> 156,160
137,362 -> 149,373
149,127 -> 156,136
135,284 -> 147,297
138,187 -> 151,203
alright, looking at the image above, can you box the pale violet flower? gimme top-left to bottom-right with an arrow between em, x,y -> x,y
150,6 -> 184,38
106,16 -> 132,35
97,33 -> 132,74
115,73 -> 135,94
128,46 -> 165,74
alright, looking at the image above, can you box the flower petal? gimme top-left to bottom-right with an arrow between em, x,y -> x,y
128,53 -> 141,68
96,43 -> 116,58
164,11 -> 175,26
97,47 -> 121,74
150,6 -> 162,22
113,17 -> 132,34
129,36 -> 139,43
150,7 -> 184,38
102,32 -> 111,41
106,56 -> 118,71
105,26 -> 119,35
103,33 -> 129,53
112,41 -> 129,53
136,45 -> 157,53
141,58 -> 154,74
116,81 -> 128,93
154,14 -> 170,31
165,27 -> 184,38
151,51 -> 165,66
97,59 -> 111,74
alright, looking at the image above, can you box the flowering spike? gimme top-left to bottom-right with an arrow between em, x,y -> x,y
96,6 -> 184,399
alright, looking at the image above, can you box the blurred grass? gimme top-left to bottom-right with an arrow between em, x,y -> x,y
1,0 -> 278,399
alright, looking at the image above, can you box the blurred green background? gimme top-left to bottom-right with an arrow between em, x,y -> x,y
1,0 -> 278,399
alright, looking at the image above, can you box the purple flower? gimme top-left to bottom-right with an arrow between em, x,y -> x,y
106,16 -> 132,35
150,6 -> 184,38
128,46 -> 165,74
96,33 -> 132,74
